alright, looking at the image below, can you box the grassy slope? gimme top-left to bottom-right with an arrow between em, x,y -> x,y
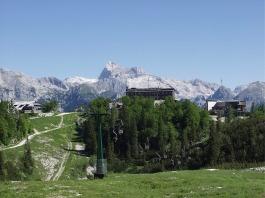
1,112 -> 264,197
60,112 -> 90,180
0,170 -> 264,198
62,113 -> 78,126
30,116 -> 61,131
3,113 -> 79,180
59,147 -> 90,180
29,113 -> 78,131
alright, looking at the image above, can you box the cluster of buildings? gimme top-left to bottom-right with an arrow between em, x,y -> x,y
124,87 -> 247,118
12,88 -> 247,118
13,101 -> 42,114
205,100 -> 246,117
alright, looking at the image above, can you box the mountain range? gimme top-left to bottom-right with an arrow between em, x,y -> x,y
0,62 -> 264,111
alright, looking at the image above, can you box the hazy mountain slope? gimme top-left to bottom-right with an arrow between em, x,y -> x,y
0,68 -> 68,101
208,86 -> 235,100
234,81 -> 265,108
0,63 -> 264,111
234,84 -> 248,95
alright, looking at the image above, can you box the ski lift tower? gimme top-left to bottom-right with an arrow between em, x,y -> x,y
89,102 -> 124,179
90,111 -> 108,179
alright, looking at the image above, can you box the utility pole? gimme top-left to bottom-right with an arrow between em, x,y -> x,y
90,112 -> 108,179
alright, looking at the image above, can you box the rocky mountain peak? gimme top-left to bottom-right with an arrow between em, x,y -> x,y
99,61 -> 145,80
105,61 -> 120,70
235,81 -> 265,101
208,86 -> 234,100
38,77 -> 67,90
0,65 -> 264,111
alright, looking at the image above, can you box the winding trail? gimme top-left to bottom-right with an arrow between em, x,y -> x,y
52,140 -> 73,181
0,115 -> 64,151
1,112 -> 76,181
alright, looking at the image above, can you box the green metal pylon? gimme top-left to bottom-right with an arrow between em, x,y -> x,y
91,112 -> 108,179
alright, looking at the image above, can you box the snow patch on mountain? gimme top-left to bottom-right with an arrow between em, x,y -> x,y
0,63 -> 264,111
164,79 -> 218,99
127,75 -> 171,89
64,76 -> 98,86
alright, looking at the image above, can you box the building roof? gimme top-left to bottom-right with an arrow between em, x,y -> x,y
206,99 -> 245,103
126,88 -> 175,91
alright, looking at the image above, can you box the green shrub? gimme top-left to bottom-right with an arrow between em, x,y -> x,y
142,162 -> 163,173
108,158 -> 128,173
42,100 -> 59,113
5,160 -> 25,181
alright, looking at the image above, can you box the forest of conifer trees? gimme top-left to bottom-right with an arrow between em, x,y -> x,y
79,97 -> 265,173
0,101 -> 34,180
0,101 -> 33,145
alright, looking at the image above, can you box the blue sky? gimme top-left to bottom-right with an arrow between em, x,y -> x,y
0,0 -> 264,88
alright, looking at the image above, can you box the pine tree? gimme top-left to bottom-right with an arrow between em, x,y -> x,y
250,102 -> 255,113
106,129 -> 114,162
0,117 -> 8,145
84,119 -> 97,155
158,115 -> 166,156
22,139 -> 34,175
120,105 -> 131,159
208,121 -> 221,166
106,108 -> 118,161
168,123 -> 177,157
0,151 -> 6,180
181,127 -> 189,164
130,115 -> 138,158
17,115 -> 28,139
226,106 -> 235,123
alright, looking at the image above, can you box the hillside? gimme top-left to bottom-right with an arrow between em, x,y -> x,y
1,110 -> 264,197
0,170 -> 264,198
1,113 -> 82,181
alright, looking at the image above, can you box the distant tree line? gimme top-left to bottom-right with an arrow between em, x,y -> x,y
41,100 -> 59,113
0,101 -> 33,145
79,97 -> 265,173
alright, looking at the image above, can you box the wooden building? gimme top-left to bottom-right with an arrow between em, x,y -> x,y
126,88 -> 175,100
14,101 -> 42,114
206,100 -> 246,117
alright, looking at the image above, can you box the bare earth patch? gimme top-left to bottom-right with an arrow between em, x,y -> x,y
34,152 -> 65,181
75,143 -> 85,151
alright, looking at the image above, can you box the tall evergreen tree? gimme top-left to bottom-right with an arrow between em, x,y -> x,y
226,106 -> 235,123
0,117 -> 8,145
106,108 -> 117,161
130,115 -> 139,158
168,123 -> 177,156
84,119 -> 97,155
208,121 -> 221,166
158,115 -> 166,156
22,139 -> 34,175
0,151 -> 6,180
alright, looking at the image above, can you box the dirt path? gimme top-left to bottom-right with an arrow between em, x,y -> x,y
56,112 -> 72,117
0,115 -> 64,151
29,112 -> 73,120
52,140 -> 72,181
